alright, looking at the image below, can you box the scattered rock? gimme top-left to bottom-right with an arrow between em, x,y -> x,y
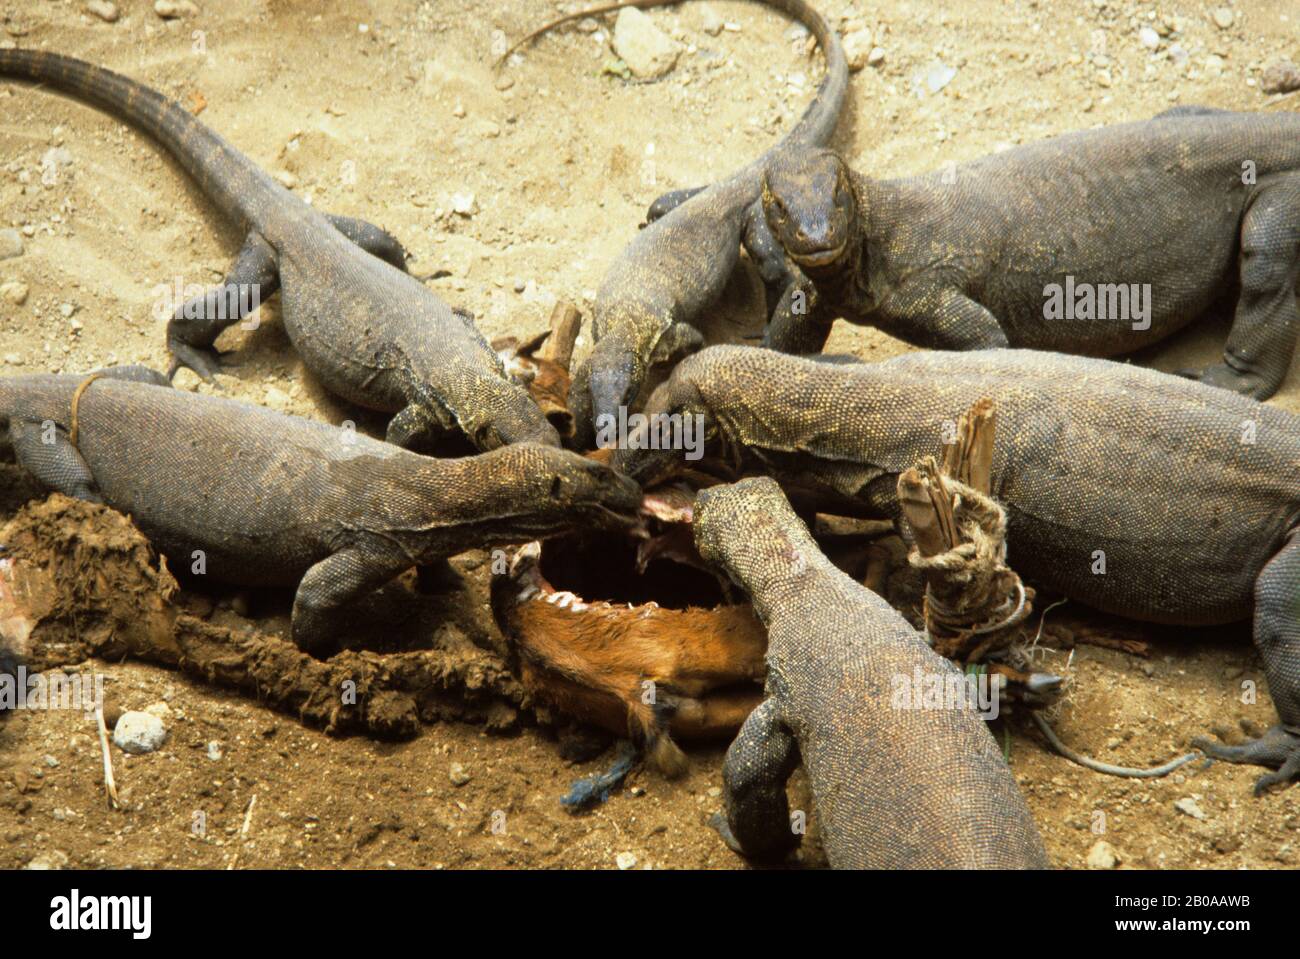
154,0 -> 199,19
3,353 -> 23,365
85,1 -> 119,23
449,761 -> 471,786
1261,60 -> 1300,95
450,192 -> 478,216
144,701 -> 173,721
43,754 -> 59,768
25,850 -> 69,870
0,229 -> 23,260
0,281 -> 28,306
1211,7 -> 1234,30
843,29 -> 873,72
615,851 -> 637,870
112,710 -> 168,754
275,170 -> 298,189
918,61 -> 957,95
867,47 -> 886,68
700,4 -> 724,37
1138,26 -> 1160,51
1086,840 -> 1119,869
612,7 -> 680,80
1174,797 -> 1207,821
206,740 -> 223,761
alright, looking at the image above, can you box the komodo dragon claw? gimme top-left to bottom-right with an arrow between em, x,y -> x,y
1193,726 -> 1300,795
167,342 -> 233,383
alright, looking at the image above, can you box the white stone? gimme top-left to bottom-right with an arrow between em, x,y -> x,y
613,7 -> 680,79
112,710 -> 168,754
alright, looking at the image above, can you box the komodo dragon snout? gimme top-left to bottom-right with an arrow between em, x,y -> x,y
478,445 -> 645,536
761,149 -> 858,277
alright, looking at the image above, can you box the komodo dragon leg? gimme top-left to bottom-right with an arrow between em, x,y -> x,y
167,215 -> 410,381
711,697 -> 803,862
1195,532 -> 1300,793
1182,175 -> 1300,399
8,419 -> 99,502
6,366 -> 171,502
290,542 -> 414,652
645,186 -> 707,223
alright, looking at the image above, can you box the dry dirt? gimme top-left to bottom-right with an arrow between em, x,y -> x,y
1,0 -> 1299,870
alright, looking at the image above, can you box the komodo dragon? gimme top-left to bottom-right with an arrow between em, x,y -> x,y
0,50 -> 558,452
756,107 -> 1300,399
616,346 -> 1300,794
0,368 -> 642,653
692,477 -> 1048,867
503,0 -> 848,446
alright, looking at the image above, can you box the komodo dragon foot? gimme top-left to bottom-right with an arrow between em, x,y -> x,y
1193,726 -> 1300,796
1176,361 -> 1280,400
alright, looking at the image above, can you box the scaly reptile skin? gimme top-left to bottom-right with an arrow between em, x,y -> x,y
539,0 -> 848,446
0,369 -> 642,653
693,477 -> 1048,867
0,50 -> 558,452
618,346 -> 1300,794
759,106 -> 1300,399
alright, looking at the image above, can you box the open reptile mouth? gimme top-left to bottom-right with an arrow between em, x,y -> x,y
490,488 -> 768,777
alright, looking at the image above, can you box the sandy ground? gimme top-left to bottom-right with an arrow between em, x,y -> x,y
1,0 -> 1299,869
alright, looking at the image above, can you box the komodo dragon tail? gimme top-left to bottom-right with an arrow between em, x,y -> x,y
502,0 -> 848,155
0,49 -> 291,239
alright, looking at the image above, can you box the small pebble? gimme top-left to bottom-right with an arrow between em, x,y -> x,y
449,762 -> 471,786
1175,797 -> 1207,821
615,851 -> 637,870
1212,7 -> 1233,30
613,7 -> 680,79
1261,60 -> 1300,95
0,282 -> 28,306
842,30 -> 873,72
1086,840 -> 1119,869
154,0 -> 199,19
112,711 -> 168,754
85,1 -> 119,23
0,228 -> 23,260
206,740 -> 223,761
1138,26 -> 1160,50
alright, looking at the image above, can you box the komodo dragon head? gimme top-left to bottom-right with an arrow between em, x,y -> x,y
447,444 -> 645,540
761,148 -> 859,280
693,477 -> 813,601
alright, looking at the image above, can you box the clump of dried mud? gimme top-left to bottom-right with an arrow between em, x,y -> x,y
2,494 -> 524,738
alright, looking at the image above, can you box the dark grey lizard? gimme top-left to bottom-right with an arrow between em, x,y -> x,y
757,106 -> 1300,398
504,0 -> 848,446
0,49 -> 558,452
0,368 -> 642,653
617,345 -> 1300,794
693,476 -> 1048,867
